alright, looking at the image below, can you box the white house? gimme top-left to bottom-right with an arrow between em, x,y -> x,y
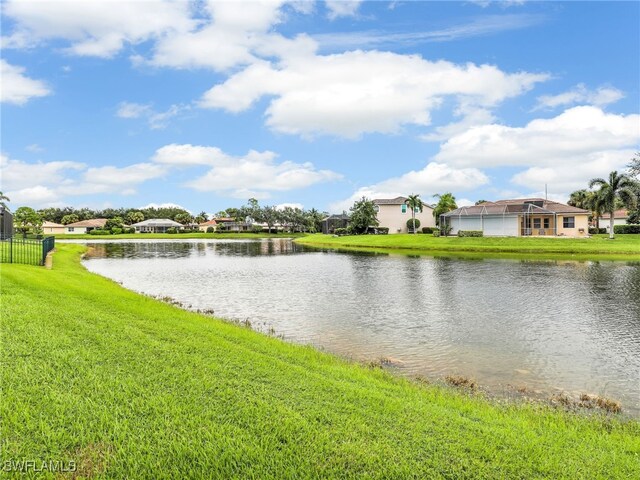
130,218 -> 183,233
65,218 -> 108,234
598,209 -> 629,231
373,196 -> 436,233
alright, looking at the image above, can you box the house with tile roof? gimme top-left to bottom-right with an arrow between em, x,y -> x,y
440,198 -> 590,237
64,218 -> 108,234
373,196 -> 436,234
597,209 -> 629,231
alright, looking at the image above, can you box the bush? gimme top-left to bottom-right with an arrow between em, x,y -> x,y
252,225 -> 264,233
206,226 -> 214,233
432,230 -> 440,237
334,228 -> 348,236
406,218 -> 421,229
589,227 -> 607,234
458,230 -> 483,237
377,227 -> 389,234
128,227 -> 137,234
89,229 -> 110,235
614,224 -> 640,234
167,227 -> 178,234
110,227 -> 123,235
422,227 -> 436,234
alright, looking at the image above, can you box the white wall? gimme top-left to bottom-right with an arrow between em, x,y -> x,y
376,204 -> 435,233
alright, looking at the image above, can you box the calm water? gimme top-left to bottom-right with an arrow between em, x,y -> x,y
80,239 -> 640,414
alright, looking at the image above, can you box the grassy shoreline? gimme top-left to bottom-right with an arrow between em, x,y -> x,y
2,245 -> 639,478
54,232 -> 305,240
295,233 -> 640,260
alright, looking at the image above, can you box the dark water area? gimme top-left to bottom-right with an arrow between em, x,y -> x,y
79,238 -> 640,415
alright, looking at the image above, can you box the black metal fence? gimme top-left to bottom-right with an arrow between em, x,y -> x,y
0,236 -> 55,266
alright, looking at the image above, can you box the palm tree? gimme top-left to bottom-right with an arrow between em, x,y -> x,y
432,193 -> 458,226
405,194 -> 423,234
589,171 -> 637,239
568,189 -> 590,210
0,191 -> 10,211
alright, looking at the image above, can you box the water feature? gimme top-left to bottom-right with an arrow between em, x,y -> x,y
78,238 -> 640,414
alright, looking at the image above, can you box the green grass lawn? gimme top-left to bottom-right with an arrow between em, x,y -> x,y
2,245 -> 639,478
54,232 -> 305,240
296,233 -> 640,260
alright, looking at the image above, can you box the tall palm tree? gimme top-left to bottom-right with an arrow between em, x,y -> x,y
433,193 -> 458,227
589,171 -> 637,239
405,194 -> 423,234
568,189 -> 590,210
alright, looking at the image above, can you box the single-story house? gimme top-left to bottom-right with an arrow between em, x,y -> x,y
598,209 -> 629,230
373,196 -> 436,234
321,214 -> 350,234
130,218 -> 183,233
441,198 -> 590,237
198,219 -> 218,232
65,218 -> 108,234
43,221 -> 66,235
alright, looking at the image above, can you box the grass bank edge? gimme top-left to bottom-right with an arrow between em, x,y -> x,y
2,245 -> 639,478
53,232 -> 306,240
295,233 -> 640,260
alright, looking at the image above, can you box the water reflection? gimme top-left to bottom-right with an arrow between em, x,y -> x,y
82,239 -> 640,415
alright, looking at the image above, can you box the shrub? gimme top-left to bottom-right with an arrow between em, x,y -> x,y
252,225 -> 264,233
110,227 -> 123,235
432,230 -> 440,237
406,218 -> 421,229
377,227 -> 389,234
334,228 -> 348,236
588,227 -> 607,234
458,230 -> 483,237
167,227 -> 178,234
421,227 -> 436,234
89,229 -> 110,235
206,226 -> 214,233
614,224 -> 640,234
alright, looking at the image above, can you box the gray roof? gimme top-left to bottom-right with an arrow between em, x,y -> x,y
323,214 -> 350,221
443,199 -> 590,217
130,218 -> 183,227
373,196 -> 408,205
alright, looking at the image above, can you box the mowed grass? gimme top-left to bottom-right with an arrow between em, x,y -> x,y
2,245 -> 639,479
296,233 -> 640,260
54,232 -> 305,240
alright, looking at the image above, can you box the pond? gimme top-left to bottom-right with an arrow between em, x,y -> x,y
79,238 -> 640,415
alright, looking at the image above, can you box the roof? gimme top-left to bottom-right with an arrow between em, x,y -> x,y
323,214 -> 350,221
600,209 -> 629,220
373,196 -> 408,205
443,199 -> 589,217
66,218 -> 108,228
199,219 -> 218,226
130,218 -> 183,227
212,217 -> 235,222
43,221 -> 64,227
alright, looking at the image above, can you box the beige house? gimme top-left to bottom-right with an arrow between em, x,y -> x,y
441,199 -> 590,237
64,218 -> 108,234
42,221 -> 66,235
373,196 -> 436,234
198,219 -> 218,232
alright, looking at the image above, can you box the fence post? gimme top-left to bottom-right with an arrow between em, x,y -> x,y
9,236 -> 13,264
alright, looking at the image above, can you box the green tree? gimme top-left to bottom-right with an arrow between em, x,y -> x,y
405,194 -> 423,234
474,199 -> 487,205
304,208 -> 325,233
174,212 -> 193,225
627,151 -> 640,178
0,191 -> 10,211
126,211 -> 144,225
14,206 -> 43,237
261,206 -> 279,233
105,216 -> 124,230
194,211 -> 209,224
432,193 -> 458,226
568,189 -> 591,210
589,171 -> 637,239
61,214 -> 80,225
349,197 -> 378,234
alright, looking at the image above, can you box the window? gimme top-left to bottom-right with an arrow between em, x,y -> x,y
533,218 -> 541,229
563,216 -> 575,228
401,204 -> 407,214
543,218 -> 550,229
67,227 -> 74,232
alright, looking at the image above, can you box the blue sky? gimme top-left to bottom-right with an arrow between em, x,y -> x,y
1,0 -> 639,215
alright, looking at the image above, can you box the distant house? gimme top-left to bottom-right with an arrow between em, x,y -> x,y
598,209 -> 629,231
321,214 -> 350,234
198,219 -> 218,232
43,221 -> 66,235
65,218 -> 108,234
373,196 -> 436,234
130,218 -> 183,233
441,198 -> 590,237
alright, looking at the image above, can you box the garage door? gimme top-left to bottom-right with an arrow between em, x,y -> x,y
482,216 -> 518,236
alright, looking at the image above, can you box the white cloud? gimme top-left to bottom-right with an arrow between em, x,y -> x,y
325,1 -> 362,19
82,163 -> 167,190
534,84 -> 624,110
2,0 -> 195,57
201,51 -> 548,138
276,202 -> 304,210
329,162 -> 489,212
139,202 -> 191,213
116,102 -> 188,129
151,143 -> 342,199
0,60 -> 51,105
25,144 -> 44,153
0,153 -> 84,191
4,185 -> 63,207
